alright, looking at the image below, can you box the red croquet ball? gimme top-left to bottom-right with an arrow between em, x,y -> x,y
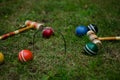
42,27 -> 54,38
18,50 -> 33,62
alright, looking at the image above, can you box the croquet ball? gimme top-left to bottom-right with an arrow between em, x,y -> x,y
87,24 -> 98,33
75,25 -> 88,36
18,50 -> 33,62
84,42 -> 98,55
0,52 -> 4,64
42,27 -> 54,38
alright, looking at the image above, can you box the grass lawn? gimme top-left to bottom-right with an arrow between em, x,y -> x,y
0,0 -> 120,80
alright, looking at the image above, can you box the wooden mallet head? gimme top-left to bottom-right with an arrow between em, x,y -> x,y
87,30 -> 102,48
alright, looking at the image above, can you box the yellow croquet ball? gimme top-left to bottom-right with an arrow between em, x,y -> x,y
0,52 -> 4,64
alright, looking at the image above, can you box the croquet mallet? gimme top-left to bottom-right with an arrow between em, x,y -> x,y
0,20 -> 44,40
87,30 -> 120,41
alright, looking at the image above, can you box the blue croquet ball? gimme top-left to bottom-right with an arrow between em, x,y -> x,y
75,25 -> 88,36
84,42 -> 98,55
87,24 -> 98,33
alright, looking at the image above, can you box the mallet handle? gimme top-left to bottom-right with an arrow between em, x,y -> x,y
0,25 -> 33,40
0,20 -> 44,40
98,37 -> 120,40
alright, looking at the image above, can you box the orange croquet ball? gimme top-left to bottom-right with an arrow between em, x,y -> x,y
18,50 -> 33,62
0,52 -> 4,64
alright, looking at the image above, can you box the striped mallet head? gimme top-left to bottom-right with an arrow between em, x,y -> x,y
25,20 -> 44,30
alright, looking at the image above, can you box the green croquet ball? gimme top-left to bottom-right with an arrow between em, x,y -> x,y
84,42 -> 98,55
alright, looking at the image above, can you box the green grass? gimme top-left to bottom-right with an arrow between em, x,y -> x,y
0,0 -> 120,80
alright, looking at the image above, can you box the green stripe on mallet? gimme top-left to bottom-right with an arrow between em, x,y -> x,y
84,42 -> 98,55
